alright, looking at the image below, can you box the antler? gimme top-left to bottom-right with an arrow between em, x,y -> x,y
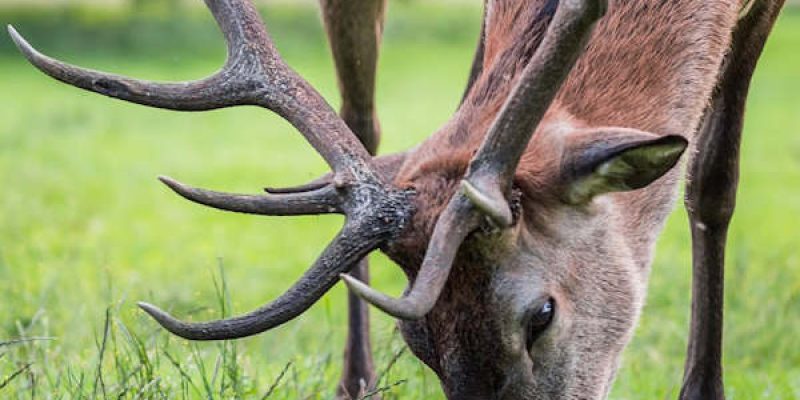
342,189 -> 480,319
464,0 -> 607,227
160,176 -> 342,216
9,0 -> 415,340
8,0 -> 370,176
343,0 -> 607,320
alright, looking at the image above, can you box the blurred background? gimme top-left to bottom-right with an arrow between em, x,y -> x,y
0,1 -> 798,399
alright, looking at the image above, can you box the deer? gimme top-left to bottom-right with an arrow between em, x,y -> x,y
7,0 -> 787,398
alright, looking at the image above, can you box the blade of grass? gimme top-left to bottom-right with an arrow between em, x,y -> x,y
375,347 -> 407,388
163,350 -> 201,397
115,364 -> 144,399
260,361 -> 292,400
290,361 -> 300,397
115,317 -> 154,384
212,257 -> 232,319
212,259 -> 245,397
0,337 -> 55,348
0,363 -> 32,390
27,363 -> 37,399
308,352 -> 333,396
191,344 -> 214,400
132,377 -> 161,400
211,352 -> 222,393
360,379 -> 408,400
92,307 -> 112,399
65,367 -> 86,398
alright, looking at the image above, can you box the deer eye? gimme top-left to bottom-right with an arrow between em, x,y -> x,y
526,298 -> 555,349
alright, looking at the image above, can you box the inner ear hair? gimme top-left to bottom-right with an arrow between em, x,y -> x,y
564,133 -> 688,205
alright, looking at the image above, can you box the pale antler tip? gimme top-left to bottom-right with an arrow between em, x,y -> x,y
157,175 -> 206,205
460,180 -> 513,228
7,27 -> 58,74
157,175 -> 187,193
7,25 -> 38,61
339,273 -> 360,289
136,301 -> 171,326
157,175 -> 176,185
7,25 -> 26,49
137,301 -> 165,318
137,301 -> 187,335
340,274 -> 428,320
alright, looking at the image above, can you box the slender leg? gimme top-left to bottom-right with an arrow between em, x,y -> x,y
319,0 -> 386,156
318,1 -> 386,398
337,259 -> 376,399
680,1 -> 784,399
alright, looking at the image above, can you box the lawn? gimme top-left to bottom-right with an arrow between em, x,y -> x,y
1,3 -> 799,399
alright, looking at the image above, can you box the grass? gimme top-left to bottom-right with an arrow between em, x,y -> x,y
0,3 -> 799,399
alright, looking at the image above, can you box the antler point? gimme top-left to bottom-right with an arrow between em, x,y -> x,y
7,25 -> 26,48
137,301 -> 158,313
137,301 -> 177,327
460,179 -> 513,228
137,301 -> 165,319
157,175 -> 186,193
339,273 -> 359,288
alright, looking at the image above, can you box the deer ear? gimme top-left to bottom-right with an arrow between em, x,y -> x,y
562,132 -> 688,204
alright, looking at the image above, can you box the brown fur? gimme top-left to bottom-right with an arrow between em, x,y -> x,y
384,0 -> 746,398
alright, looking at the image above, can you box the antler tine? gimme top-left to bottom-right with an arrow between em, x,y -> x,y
265,179 -> 331,194
139,220 -> 381,340
8,0 -> 374,175
7,25 -> 242,111
261,151 -> 409,195
342,186 -> 481,320
464,0 -> 607,226
159,176 -> 342,216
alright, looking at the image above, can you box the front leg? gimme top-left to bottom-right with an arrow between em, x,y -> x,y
319,0 -> 386,156
680,1 -> 784,399
318,0 -> 387,398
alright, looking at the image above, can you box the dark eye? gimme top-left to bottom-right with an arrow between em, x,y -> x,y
526,298 -> 555,349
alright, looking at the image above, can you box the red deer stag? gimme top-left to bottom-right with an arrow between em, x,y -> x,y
8,0 -> 787,398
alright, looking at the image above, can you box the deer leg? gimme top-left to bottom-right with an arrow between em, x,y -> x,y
680,1 -> 784,399
319,0 -> 386,156
318,0 -> 387,398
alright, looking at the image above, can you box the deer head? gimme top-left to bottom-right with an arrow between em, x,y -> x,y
11,0 -> 777,398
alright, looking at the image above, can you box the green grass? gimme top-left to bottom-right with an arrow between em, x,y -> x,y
1,3 -> 799,399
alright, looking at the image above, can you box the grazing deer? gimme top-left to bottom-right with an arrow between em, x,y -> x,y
8,0 -> 787,398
